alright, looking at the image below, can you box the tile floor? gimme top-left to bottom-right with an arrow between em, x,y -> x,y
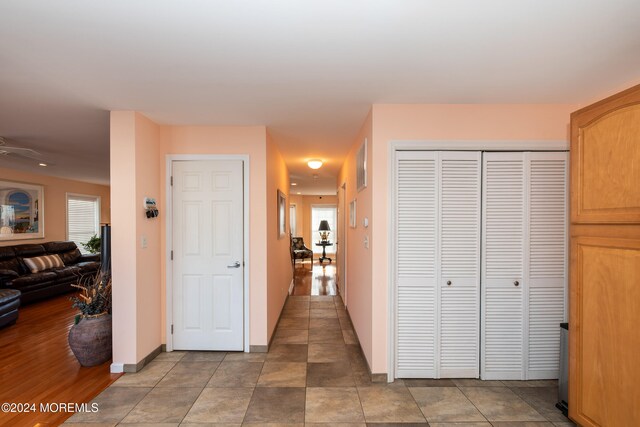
65,293 -> 575,426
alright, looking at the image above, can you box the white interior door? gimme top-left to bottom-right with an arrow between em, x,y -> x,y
482,152 -> 568,380
172,160 -> 244,351
395,151 -> 480,378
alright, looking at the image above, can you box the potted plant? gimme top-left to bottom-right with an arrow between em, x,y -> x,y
68,270 -> 112,367
81,234 -> 101,254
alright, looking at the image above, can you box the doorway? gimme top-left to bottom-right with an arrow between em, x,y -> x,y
167,157 -> 249,351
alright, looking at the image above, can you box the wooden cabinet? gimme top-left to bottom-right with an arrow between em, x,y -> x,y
569,84 -> 640,427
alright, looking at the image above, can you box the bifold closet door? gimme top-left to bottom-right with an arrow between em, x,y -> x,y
481,152 -> 568,380
395,151 -> 480,378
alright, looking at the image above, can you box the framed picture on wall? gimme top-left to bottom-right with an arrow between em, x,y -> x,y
0,180 -> 44,240
277,189 -> 286,239
349,198 -> 357,228
356,138 -> 367,192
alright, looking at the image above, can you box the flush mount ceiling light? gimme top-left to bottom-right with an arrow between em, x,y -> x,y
307,159 -> 323,169
38,163 -> 47,167
291,182 -> 297,186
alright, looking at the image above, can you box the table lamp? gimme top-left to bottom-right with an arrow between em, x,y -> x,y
318,220 -> 331,242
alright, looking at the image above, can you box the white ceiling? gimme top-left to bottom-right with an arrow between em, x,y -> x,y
1,1 -> 639,193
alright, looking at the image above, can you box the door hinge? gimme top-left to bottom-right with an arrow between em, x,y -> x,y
171,324 -> 173,334
170,176 -> 173,186
170,250 -> 173,260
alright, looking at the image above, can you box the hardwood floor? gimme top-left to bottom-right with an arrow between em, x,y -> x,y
291,259 -> 337,296
0,293 -> 121,427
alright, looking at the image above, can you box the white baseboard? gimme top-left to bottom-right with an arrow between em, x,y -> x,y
288,279 -> 294,294
110,363 -> 124,373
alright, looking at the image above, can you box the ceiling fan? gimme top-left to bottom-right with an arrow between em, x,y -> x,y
0,136 -> 52,166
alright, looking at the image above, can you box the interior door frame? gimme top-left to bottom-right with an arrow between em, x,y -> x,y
165,154 -> 251,353
387,139 -> 568,382
338,182 -> 347,304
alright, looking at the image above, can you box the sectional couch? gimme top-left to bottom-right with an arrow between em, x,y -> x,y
0,241 -> 100,304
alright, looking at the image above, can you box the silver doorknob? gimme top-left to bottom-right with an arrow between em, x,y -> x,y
227,261 -> 241,268
447,280 -> 452,286
514,280 -> 519,286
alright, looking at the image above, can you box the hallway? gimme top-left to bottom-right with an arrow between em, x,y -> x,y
65,266 -> 574,426
291,260 -> 337,296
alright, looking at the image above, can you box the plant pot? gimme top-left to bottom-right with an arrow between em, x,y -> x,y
68,313 -> 112,367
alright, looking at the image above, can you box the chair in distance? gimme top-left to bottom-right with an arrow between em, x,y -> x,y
290,234 -> 314,267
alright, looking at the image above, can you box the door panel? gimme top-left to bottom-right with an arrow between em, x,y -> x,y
527,153 -> 568,379
571,237 -> 640,426
482,153 -> 525,379
172,160 -> 244,351
438,151 -> 481,377
572,104 -> 640,223
395,151 -> 437,377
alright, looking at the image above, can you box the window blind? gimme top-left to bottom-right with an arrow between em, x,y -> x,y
67,194 -> 100,254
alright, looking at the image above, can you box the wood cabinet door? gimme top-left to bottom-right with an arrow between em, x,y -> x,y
570,236 -> 640,426
571,86 -> 640,224
569,84 -> 640,427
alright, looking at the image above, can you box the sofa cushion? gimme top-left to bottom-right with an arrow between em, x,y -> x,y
23,254 -> 64,273
59,248 -> 82,265
52,266 -> 81,279
0,258 -> 22,274
43,241 -> 78,254
14,244 -> 46,258
75,261 -> 100,274
8,271 -> 57,290
0,246 -> 16,260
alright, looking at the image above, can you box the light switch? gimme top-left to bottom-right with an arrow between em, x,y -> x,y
141,235 -> 148,249
364,235 -> 369,249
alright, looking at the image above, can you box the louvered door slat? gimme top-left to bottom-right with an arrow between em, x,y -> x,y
396,151 -> 437,377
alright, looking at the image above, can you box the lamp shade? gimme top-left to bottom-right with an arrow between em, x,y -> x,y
318,220 -> 331,231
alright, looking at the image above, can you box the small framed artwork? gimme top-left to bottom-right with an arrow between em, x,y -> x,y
356,137 -> 367,192
349,198 -> 357,228
277,189 -> 287,239
0,180 -> 44,240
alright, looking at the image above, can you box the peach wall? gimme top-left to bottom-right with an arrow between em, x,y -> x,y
266,134 -> 292,341
134,113 -> 162,359
338,109 -> 373,368
369,104 -> 580,374
158,125 -> 270,347
0,167 -> 110,247
110,111 -> 139,365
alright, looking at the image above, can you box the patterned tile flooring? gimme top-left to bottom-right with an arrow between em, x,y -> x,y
65,294 -> 575,426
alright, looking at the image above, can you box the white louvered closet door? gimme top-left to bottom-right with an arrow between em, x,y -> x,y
482,152 -> 568,380
527,152 -> 568,379
439,151 -> 481,378
482,152 -> 526,380
395,151 -> 438,378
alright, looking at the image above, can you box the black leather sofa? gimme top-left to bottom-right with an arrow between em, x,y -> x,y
0,241 -> 100,304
